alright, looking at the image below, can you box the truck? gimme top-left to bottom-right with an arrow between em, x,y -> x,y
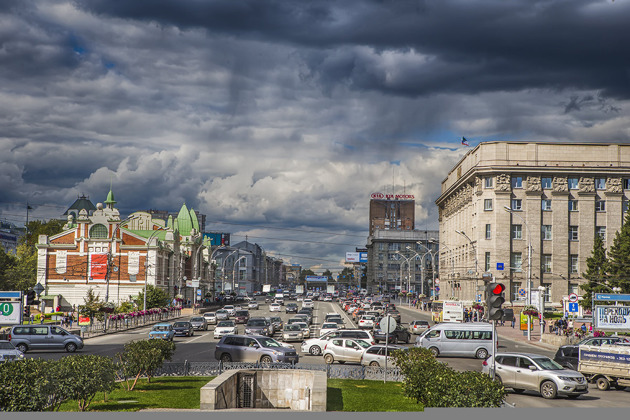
578,344 -> 630,391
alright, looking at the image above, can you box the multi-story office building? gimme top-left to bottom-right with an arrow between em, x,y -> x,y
436,141 -> 630,307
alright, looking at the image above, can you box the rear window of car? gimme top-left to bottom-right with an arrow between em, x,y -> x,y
236,311 -> 249,316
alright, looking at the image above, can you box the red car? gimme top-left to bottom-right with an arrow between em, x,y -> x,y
234,310 -> 250,324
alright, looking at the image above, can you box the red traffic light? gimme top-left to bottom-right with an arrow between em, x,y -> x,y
491,283 -> 505,295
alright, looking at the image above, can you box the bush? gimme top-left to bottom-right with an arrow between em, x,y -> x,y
116,339 -> 176,391
56,355 -> 117,411
0,358 -> 56,411
390,347 -> 506,407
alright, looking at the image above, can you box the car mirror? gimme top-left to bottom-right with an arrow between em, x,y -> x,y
528,365 -> 537,371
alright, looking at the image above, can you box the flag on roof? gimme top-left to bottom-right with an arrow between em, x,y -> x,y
461,137 -> 469,146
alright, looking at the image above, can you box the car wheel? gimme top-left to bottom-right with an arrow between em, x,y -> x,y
475,348 -> 489,359
16,343 -> 28,353
260,355 -> 273,365
392,336 -> 398,344
309,345 -> 322,356
65,342 -> 78,353
369,361 -> 380,367
220,353 -> 232,362
324,354 -> 334,364
429,347 -> 439,357
596,377 -> 610,391
494,375 -> 503,385
540,380 -> 558,399
405,334 -> 410,344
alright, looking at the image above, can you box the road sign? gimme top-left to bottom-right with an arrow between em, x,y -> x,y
0,302 -> 20,324
381,316 -> 397,334
518,288 -> 526,297
435,286 -> 440,292
435,279 -> 440,285
33,283 -> 45,295
568,302 -> 579,312
496,263 -> 504,271
568,293 -> 578,303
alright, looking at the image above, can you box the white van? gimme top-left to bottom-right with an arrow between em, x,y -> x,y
415,322 -> 496,359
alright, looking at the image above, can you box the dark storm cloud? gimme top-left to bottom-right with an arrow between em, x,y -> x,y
77,0 -> 630,98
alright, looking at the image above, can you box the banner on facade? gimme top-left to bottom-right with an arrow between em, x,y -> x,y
594,305 -> 630,330
55,250 -> 67,274
90,254 -> 108,280
306,276 -> 328,282
128,251 -> 140,275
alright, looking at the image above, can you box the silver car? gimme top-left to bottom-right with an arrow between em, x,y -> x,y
203,312 -> 217,324
410,320 -> 430,335
323,338 -> 371,364
215,309 -> 229,321
360,344 -> 406,367
10,325 -> 84,353
189,317 -> 208,331
482,352 -> 589,399
282,324 -> 304,342
0,340 -> 25,363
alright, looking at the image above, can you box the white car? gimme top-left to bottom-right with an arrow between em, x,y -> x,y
223,305 -> 236,316
319,322 -> 340,338
323,295 -> 333,302
247,301 -> 259,310
269,303 -> 281,312
323,338 -> 372,364
302,299 -> 314,309
293,321 -> 310,338
360,344 -> 406,367
358,315 -> 376,329
213,320 -> 237,339
203,312 -> 217,325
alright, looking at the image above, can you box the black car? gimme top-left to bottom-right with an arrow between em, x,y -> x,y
285,303 -> 299,314
373,324 -> 411,344
385,309 -> 401,323
245,318 -> 272,337
172,321 -> 194,337
553,336 -> 626,370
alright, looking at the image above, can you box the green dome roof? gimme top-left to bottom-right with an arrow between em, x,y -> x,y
177,204 -> 192,236
189,207 -> 200,232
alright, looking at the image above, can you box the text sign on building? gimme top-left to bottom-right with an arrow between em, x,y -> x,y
594,306 -> 630,330
346,252 -> 368,263
0,302 -> 21,325
370,192 -> 415,200
496,263 -> 504,271
90,254 -> 108,280
595,294 -> 630,302
306,276 -> 328,282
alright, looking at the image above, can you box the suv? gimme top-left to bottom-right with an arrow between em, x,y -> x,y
234,310 -> 250,324
300,329 -> 374,356
10,325 -> 84,353
245,318 -> 272,336
323,338 -> 372,364
215,334 -> 299,363
373,324 -> 411,344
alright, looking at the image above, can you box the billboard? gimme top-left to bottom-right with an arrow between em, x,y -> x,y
594,305 -> 630,330
90,254 -> 108,280
202,232 -> 230,246
306,276 -> 328,282
346,252 -> 368,263
0,302 -> 21,325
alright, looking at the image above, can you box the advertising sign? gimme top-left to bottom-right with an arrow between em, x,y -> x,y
327,285 -> 335,294
443,301 -> 463,322
346,252 -> 360,263
263,284 -> 271,293
90,254 -> 108,280
306,276 -> 328,282
594,305 -> 630,330
78,316 -> 91,326
296,285 -> 304,294
370,192 -> 415,200
0,302 -> 21,325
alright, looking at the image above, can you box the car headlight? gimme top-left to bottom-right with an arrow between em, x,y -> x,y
558,376 -> 577,382
245,329 -> 251,334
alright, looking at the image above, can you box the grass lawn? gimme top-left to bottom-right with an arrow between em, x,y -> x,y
54,376 -> 423,412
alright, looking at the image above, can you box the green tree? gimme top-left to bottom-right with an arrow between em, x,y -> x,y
0,246 -> 17,291
299,269 -> 315,282
605,210 -> 630,292
23,219 -> 65,246
78,288 -> 104,321
0,243 -> 36,291
134,284 -> 170,309
56,355 -> 117,411
116,339 -> 176,390
581,233 -> 610,310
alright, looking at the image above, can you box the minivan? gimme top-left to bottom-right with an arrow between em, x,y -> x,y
9,325 -> 84,353
415,322 -> 496,359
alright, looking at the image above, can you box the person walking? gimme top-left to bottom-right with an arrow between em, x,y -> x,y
511,315 -> 516,328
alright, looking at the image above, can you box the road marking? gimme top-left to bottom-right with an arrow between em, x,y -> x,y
187,332 -> 210,343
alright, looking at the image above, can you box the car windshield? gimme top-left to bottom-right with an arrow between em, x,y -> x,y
152,325 -> 170,331
295,322 -> 307,328
190,317 -> 204,322
270,317 -> 281,323
217,321 -> 234,327
205,312 -> 215,316
248,319 -> 267,326
533,357 -> 565,370
258,337 -> 284,348
0,342 -> 15,349
174,322 -> 190,327
285,324 -> 301,331
216,310 -> 227,314
322,323 -> 338,329
236,311 -> 248,316
224,306 -> 234,309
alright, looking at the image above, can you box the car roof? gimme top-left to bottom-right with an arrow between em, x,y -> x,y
494,352 -> 550,359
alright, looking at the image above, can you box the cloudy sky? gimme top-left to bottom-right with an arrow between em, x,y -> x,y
1,0 -> 629,273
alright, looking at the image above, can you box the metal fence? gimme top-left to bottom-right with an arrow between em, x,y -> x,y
72,309 -> 183,338
152,361 -> 404,382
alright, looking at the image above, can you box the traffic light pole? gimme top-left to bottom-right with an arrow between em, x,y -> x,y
491,319 -> 497,381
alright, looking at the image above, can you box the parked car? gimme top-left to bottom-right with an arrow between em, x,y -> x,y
234,310 -> 250,324
282,324 -> 304,342
172,321 -> 195,337
149,323 -> 175,341
245,318 -> 272,336
373,324 -> 411,344
214,334 -> 299,363
323,338 -> 372,364
410,320 -> 430,335
215,309 -> 229,320
203,312 -> 217,324
0,340 -> 25,362
190,317 -> 208,331
223,305 -> 236,316
360,344 -> 407,367
9,325 -> 84,353
285,303 -> 299,313
247,300 -> 259,310
269,303 -> 281,312
482,352 -> 589,399
319,322 -> 340,338
213,320 -> 238,339
553,336 -> 626,370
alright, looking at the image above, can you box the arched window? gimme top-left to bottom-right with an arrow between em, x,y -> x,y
89,224 -> 108,239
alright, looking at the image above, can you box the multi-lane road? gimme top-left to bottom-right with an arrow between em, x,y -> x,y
21,297 -> 630,407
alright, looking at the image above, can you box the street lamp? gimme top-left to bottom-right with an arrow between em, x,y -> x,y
503,206 -> 533,341
415,242 -> 439,300
430,239 -> 455,298
396,251 -> 414,306
145,227 -> 166,321
232,255 -> 247,296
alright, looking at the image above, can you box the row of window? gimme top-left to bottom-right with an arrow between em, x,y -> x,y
484,198 -> 607,212
484,176 -> 628,190
483,251 -> 579,274
376,242 -> 438,252
483,224 -> 605,241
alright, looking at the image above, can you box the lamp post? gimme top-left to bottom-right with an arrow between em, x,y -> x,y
431,239 -> 455,298
209,245 -> 226,298
232,255 -> 247,296
219,248 -> 240,295
455,230 -> 478,302
415,242 -> 439,300
503,206 -> 532,341
396,251 -> 414,306
144,227 -> 165,322
105,215 -> 137,305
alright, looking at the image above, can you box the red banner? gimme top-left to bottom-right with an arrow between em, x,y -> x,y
90,254 -> 108,280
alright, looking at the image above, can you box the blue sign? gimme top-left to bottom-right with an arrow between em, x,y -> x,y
594,293 -> 630,302
568,302 -> 578,312
477,294 -> 482,303
496,263 -> 504,271
306,276 -> 328,282
359,252 -> 368,263
0,292 -> 21,299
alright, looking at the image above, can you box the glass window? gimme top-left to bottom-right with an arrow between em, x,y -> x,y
511,199 -> 522,211
596,226 -> 606,241
542,225 -> 552,240
542,199 -> 552,211
484,199 -> 493,211
570,255 -> 578,273
485,224 -> 491,239
596,200 -> 606,212
512,176 -> 523,189
542,255 -> 552,273
595,178 -> 606,190
569,226 -> 579,241
89,224 -> 108,239
389,243 -> 400,251
485,252 -> 491,272
624,179 -> 630,190
569,283 -> 579,295
542,284 -> 551,302
568,178 -> 579,189
542,177 -> 552,189
511,224 -> 522,240
568,200 -> 578,211
484,177 -> 493,188
511,253 -> 522,272
512,282 -> 522,301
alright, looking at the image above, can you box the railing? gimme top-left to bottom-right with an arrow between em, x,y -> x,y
71,309 -> 183,338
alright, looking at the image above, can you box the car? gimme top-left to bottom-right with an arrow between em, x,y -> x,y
293,322 -> 310,338
190,317 -> 208,331
149,323 -> 175,341
203,311 -> 217,324
352,309 -> 366,323
410,320 -> 431,335
323,338 -> 372,364
213,320 -> 238,339
482,352 -> 589,399
358,315 -> 376,329
269,303 -> 281,312
247,300 -> 259,310
269,316 -> 283,333
293,313 -> 311,325
0,340 -> 25,363
275,297 -> 285,306
360,344 -> 407,367
296,295 -> 304,302
234,310 -> 250,324
215,334 -> 299,363
300,329 -> 375,356
385,309 -> 401,323
282,324 -> 304,342
297,309 -> 313,323
172,321 -> 195,337
553,336 -> 626,370
373,324 -> 411,344
323,294 -> 333,302
302,299 -> 314,309
245,318 -> 272,337
9,325 -> 84,353
285,303 -> 299,313
223,305 -> 236,316
287,317 -> 303,325
319,322 -> 340,338
215,309 -> 229,320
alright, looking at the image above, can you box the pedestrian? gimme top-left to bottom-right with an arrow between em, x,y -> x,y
542,319 -> 546,333
511,315 -> 515,328
29,314 -> 34,324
